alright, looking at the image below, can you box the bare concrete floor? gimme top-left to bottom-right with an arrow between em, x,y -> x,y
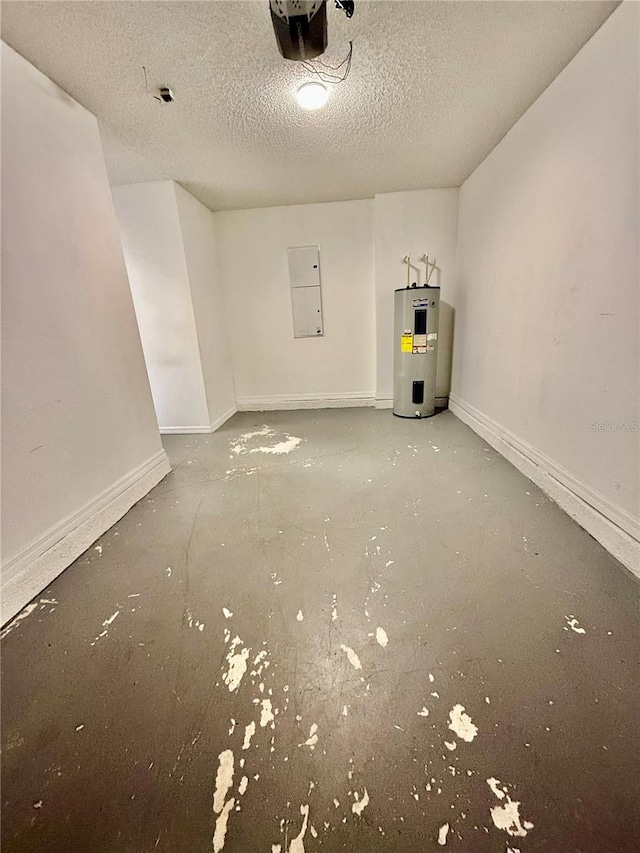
2,409 -> 639,852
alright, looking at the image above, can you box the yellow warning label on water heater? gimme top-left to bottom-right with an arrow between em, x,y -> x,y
401,334 -> 413,353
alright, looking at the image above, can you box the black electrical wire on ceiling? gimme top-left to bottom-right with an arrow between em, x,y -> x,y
300,40 -> 353,84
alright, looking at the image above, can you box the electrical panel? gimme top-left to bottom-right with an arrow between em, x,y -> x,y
288,245 -> 324,338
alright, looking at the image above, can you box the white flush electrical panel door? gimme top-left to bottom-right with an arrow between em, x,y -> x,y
288,245 -> 324,337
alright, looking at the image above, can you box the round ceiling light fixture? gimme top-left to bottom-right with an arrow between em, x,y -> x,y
296,81 -> 329,110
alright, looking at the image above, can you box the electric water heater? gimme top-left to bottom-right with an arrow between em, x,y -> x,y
393,285 -> 440,418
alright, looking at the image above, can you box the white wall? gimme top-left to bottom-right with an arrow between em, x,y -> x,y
373,190 -> 459,404
174,185 -> 236,428
113,181 -> 211,431
215,200 -> 375,407
1,42 -> 169,622
451,2 -> 639,558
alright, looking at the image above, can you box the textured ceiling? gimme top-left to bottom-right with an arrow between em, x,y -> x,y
2,0 -> 619,210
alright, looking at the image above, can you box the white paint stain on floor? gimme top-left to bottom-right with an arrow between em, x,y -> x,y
213,796 -> 235,852
256,436 -> 302,455
565,615 -> 586,634
448,704 -> 478,742
289,804 -> 310,853
438,823 -> 449,845
340,645 -> 362,670
300,723 -> 318,750
352,788 -> 369,816
223,638 -> 250,692
486,778 -> 534,838
375,626 -> 388,647
260,698 -> 275,728
230,426 -> 302,457
90,610 -> 120,646
487,777 -> 508,800
186,610 -> 205,631
242,721 -> 256,750
222,607 -> 233,619
213,749 -> 234,814
296,610 -> 304,622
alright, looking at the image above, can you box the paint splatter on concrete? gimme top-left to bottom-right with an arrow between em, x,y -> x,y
90,610 -> 120,646
376,626 -> 388,647
213,749 -> 234,813
300,723 -> 318,750
230,427 -> 302,457
223,638 -> 250,692
213,796 -> 235,852
222,607 -> 233,619
487,778 -> 534,838
296,610 -> 304,622
438,823 -> 449,845
487,777 -> 508,800
242,721 -> 256,750
260,698 -> 275,728
565,615 -> 586,634
448,704 -> 478,742
352,788 -> 369,816
289,804 -> 310,853
340,644 -> 362,670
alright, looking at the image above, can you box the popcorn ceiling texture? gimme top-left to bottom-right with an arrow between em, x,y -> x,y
2,0 -> 617,210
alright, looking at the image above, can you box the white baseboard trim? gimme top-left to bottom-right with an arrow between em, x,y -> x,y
159,405 -> 237,435
160,425 -> 214,434
210,405 -> 237,432
375,396 -> 449,410
236,393 -> 375,411
1,449 -> 172,625
374,397 -> 393,409
449,394 -> 640,577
